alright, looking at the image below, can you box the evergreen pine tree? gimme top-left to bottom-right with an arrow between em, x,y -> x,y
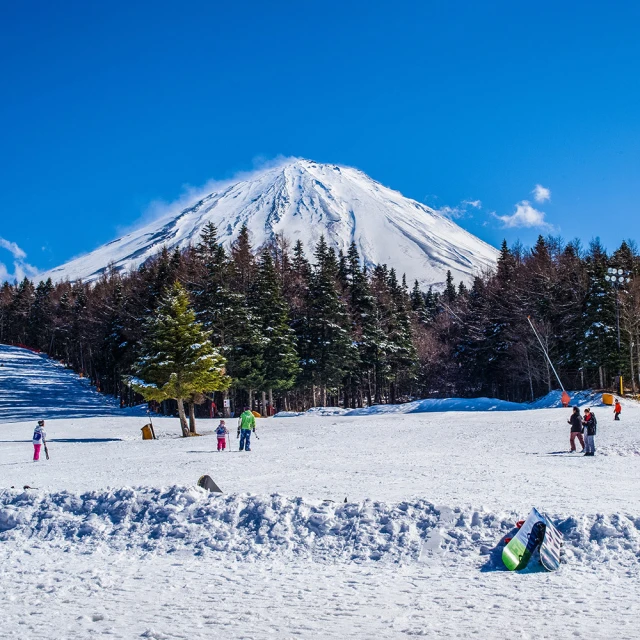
251,251 -> 300,400
306,237 -> 352,405
386,269 -> 418,403
444,270 -> 457,304
130,283 -> 230,436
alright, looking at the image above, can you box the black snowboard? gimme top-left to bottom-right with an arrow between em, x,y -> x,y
197,475 -> 222,493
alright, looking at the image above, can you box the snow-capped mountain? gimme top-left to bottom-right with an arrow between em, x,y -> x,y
40,159 -> 498,287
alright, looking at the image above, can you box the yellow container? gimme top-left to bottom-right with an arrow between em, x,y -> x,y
141,424 -> 155,440
602,393 -> 614,406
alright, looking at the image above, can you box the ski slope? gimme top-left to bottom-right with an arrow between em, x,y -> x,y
2,345 -> 640,638
0,345 -> 123,424
39,159 -> 498,288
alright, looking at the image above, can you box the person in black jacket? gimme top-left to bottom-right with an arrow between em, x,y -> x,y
582,408 -> 597,456
568,406 -> 584,453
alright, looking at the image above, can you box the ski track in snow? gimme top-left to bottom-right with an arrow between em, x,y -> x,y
2,344 -> 640,638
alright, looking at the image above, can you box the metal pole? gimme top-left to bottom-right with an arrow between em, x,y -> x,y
615,285 -> 623,395
616,289 -> 621,352
527,316 -> 566,392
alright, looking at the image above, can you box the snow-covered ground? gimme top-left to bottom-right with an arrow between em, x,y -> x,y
2,344 -> 640,639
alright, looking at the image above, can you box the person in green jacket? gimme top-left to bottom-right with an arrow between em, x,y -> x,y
237,407 -> 256,451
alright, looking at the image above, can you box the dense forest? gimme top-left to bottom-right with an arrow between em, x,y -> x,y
1,223 -> 639,416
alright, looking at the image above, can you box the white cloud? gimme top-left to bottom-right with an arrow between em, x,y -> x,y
495,200 -> 551,229
117,155 -> 297,237
436,199 -> 482,219
437,205 -> 465,219
0,237 -> 38,283
532,184 -> 551,203
0,237 -> 27,260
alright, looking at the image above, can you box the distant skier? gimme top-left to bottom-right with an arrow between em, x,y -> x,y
32,420 -> 46,461
216,420 -> 229,451
237,407 -> 256,452
614,399 -> 622,421
582,408 -> 597,456
567,406 -> 584,453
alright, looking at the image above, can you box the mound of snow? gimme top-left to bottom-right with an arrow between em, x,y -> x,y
527,390 -> 604,409
2,487 -> 638,571
276,391 -> 620,419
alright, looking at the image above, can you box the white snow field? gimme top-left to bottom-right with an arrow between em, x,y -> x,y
2,344 -> 640,639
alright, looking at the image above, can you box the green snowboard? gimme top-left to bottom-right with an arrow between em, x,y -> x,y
502,508 -> 546,571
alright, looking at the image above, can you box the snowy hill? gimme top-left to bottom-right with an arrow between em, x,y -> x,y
0,344 -> 123,423
40,159 -> 498,286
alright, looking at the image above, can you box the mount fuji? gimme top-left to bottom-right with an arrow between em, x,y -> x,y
40,159 -> 498,287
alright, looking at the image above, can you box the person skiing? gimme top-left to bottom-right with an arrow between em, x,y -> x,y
32,420 -> 46,461
215,420 -> 229,451
568,406 -> 584,453
237,406 -> 256,452
582,408 -> 597,456
614,399 -> 622,421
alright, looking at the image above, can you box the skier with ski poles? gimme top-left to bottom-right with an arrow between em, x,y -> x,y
237,407 -> 256,452
32,420 -> 47,461
567,406 -> 585,453
216,420 -> 229,451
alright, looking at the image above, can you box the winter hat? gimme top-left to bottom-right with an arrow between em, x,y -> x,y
220,420 -> 226,425
37,420 -> 44,426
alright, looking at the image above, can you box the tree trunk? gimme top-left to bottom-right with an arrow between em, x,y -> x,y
261,390 -> 267,417
248,389 -> 254,411
630,340 -> 637,395
268,388 -> 273,415
222,388 -> 230,418
188,402 -> 197,434
176,398 -> 190,437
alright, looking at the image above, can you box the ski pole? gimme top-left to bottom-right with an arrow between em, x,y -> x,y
527,316 -> 566,392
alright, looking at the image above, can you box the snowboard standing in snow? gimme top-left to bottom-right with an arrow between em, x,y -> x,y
502,508 -> 563,571
197,475 -> 222,494
537,511 -> 563,571
502,508 -> 546,571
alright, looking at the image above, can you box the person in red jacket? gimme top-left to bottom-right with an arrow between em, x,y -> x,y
614,399 -> 622,421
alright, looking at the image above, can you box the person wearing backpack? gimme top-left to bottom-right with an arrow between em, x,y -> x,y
582,408 -> 597,456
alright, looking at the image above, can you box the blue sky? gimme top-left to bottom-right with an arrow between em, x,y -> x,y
1,1 -> 639,280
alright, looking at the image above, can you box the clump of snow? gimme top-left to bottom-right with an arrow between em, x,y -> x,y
277,390 -> 611,418
2,487 -> 639,572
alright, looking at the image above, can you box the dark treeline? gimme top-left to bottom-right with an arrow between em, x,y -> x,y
1,225 -> 639,415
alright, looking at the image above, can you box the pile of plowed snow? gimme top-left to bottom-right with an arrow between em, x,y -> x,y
277,391 -> 607,418
1,487 -> 638,571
